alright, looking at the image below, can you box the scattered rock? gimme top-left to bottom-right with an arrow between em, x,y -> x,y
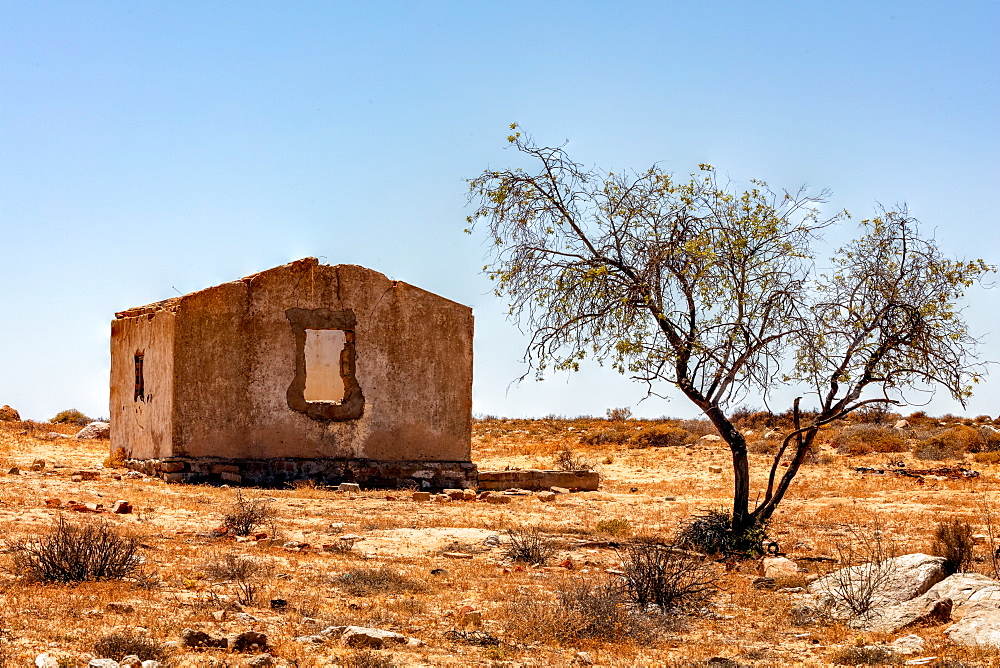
434,493 -> 452,503
927,572 -> 1000,610
708,465 -> 724,474
7,467 -> 19,475
485,493 -> 511,505
752,577 -> 776,590
227,630 -> 268,653
550,486 -> 570,494
75,470 -> 101,481
106,601 -> 135,614
411,491 -> 431,502
338,482 -> 361,493
31,458 -> 46,471
462,489 -> 477,501
75,422 -> 111,439
849,592 -> 952,633
946,605 -> 1000,647
699,434 -> 723,442
894,420 -> 910,430
89,660 -> 120,668
889,633 -> 926,654
537,491 -> 556,502
111,500 -> 133,514
341,625 -> 408,649
119,657 -> 142,668
444,488 -> 465,500
808,553 -> 947,606
181,627 -> 227,649
760,556 -> 799,579
0,405 -> 20,421
244,655 -> 274,666
573,650 -> 594,665
35,654 -> 59,668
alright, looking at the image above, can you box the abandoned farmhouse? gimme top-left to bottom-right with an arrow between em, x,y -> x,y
110,258 -> 477,488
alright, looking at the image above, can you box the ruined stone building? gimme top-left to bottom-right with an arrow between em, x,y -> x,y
110,258 -> 476,488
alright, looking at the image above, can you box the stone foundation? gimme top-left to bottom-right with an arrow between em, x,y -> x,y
125,457 -> 478,489
477,469 -> 599,491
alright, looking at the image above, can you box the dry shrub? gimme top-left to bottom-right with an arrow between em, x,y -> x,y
974,452 -> 1000,465
605,407 -> 633,421
579,428 -> 632,445
618,541 -> 717,611
913,436 -> 964,461
975,415 -> 994,424
632,425 -> 690,448
502,577 -> 659,644
747,438 -> 779,455
828,516 -> 899,617
222,490 -> 274,536
831,645 -> 903,665
49,408 -> 93,426
104,448 -> 128,469
341,651 -> 398,668
338,566 -> 426,596
678,419 -> 718,438
93,630 -> 168,662
932,519 -> 975,575
938,425 -> 988,452
595,518 -> 632,537
203,551 -> 272,606
504,527 -> 557,564
832,425 -> 907,455
11,518 -> 143,583
553,444 -> 593,471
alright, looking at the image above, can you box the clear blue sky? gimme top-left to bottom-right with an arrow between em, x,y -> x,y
2,1 -> 998,421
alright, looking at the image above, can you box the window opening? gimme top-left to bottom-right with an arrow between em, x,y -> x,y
303,329 -> 348,403
133,353 -> 145,402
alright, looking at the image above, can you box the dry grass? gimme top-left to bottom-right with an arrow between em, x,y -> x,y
0,414 -> 996,664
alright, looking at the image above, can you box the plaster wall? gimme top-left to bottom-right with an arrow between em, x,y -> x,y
109,309 -> 176,459
157,258 -> 472,462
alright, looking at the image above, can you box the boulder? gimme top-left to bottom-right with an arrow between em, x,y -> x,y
808,553 -> 947,606
926,572 -> 1000,608
88,661 -> 120,668
75,421 -> 110,439
889,633 -> 925,654
227,631 -> 268,653
341,625 -> 407,649
760,557 -> 799,580
0,405 -> 20,421
848,592 -> 952,632
946,606 -> 1000,647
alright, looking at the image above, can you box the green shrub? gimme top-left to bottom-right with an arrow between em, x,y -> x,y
49,408 -> 93,426
675,510 -> 767,557
595,518 -> 632,537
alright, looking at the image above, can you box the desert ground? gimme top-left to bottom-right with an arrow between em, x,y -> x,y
1,410 -> 1000,667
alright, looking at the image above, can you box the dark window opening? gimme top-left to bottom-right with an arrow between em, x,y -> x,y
134,353 -> 145,402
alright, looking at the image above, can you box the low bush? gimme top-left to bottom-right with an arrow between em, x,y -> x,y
338,566 -> 426,596
11,518 -> 142,583
93,630 -> 168,662
502,577 -> 659,644
632,426 -> 690,448
49,408 -> 93,426
675,510 -> 767,557
831,425 -> 907,455
914,437 -> 964,461
504,527 -> 557,564
342,651 -> 398,668
595,518 -> 632,537
932,519 -> 975,575
222,490 -> 274,536
579,428 -> 632,445
553,444 -> 593,471
605,407 -> 633,421
203,551 -> 272,606
974,451 -> 1000,465
831,646 -> 902,666
618,541 -> 717,611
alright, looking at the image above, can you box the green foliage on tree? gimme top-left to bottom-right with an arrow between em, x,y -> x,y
468,125 -> 993,538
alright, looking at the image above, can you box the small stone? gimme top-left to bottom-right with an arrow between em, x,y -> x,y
140,662 -> 160,668
111,500 -> 133,514
35,654 -> 59,668
244,654 -> 275,666
459,609 -> 483,627
664,496 -> 677,501
212,610 -> 228,621
434,493 -> 452,503
338,482 -> 361,493
574,651 -> 595,665
89,660 -> 120,668
119,656 -> 141,668
7,467 -> 19,475
45,498 -> 62,507
550,486 -> 570,494
235,612 -> 261,623
270,598 -> 288,610
411,491 -> 431,502
227,630 -> 268,653
760,556 -> 799,580
444,488 -> 465,500
486,493 -> 512,505
293,635 -> 325,644
752,577 -> 777,590
75,470 -> 100,480
890,633 -> 926,655
106,601 -> 135,613
699,434 -> 723,442
708,465 -> 724,474
341,626 -> 407,649
462,489 -> 477,501
31,459 -> 46,471
537,491 -> 556,502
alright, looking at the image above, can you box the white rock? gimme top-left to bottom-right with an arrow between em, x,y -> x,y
341,626 -> 407,649
699,434 -> 722,442
890,633 -> 925,654
926,572 -> 1000,607
35,655 -> 59,668
808,553 -> 947,606
89,660 -> 120,668
946,606 -> 1000,647
75,421 -> 111,439
761,557 -> 799,580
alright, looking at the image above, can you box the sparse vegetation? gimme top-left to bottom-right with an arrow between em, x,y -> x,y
675,509 -> 767,557
49,408 -> 93,426
92,630 -> 168,662
222,489 -> 275,536
932,518 -> 975,575
504,527 -> 557,564
337,566 -> 426,596
618,540 -> 718,612
203,550 -> 272,605
633,425 -> 691,448
553,443 -> 593,471
10,518 -> 143,583
595,517 -> 632,537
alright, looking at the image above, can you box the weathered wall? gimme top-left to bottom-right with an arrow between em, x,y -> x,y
109,309 -> 176,459
163,258 -> 473,462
